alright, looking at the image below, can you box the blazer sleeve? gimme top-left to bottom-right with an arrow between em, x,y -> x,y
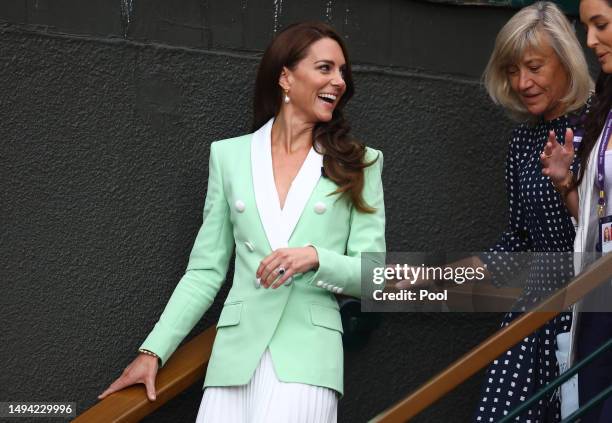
140,142 -> 234,366
307,148 -> 386,298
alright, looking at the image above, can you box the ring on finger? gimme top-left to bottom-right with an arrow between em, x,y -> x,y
277,266 -> 286,276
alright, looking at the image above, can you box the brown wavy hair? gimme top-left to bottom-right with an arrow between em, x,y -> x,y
252,21 -> 377,213
578,72 -> 607,186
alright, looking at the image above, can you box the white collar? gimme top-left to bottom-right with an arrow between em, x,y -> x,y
251,118 -> 323,251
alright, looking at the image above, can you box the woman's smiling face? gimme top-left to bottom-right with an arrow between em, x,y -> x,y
280,37 -> 347,123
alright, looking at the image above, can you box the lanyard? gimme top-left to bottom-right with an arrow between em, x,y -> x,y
597,110 -> 612,217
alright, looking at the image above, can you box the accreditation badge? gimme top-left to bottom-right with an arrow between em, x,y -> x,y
600,214 -> 612,253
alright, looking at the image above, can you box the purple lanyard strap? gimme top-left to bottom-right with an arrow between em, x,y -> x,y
597,110 -> 612,217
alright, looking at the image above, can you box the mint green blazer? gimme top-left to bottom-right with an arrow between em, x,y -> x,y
140,119 -> 385,395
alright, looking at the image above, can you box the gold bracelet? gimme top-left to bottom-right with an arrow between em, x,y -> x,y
552,170 -> 575,197
138,348 -> 159,359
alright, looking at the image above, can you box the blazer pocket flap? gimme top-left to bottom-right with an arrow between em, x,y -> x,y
310,304 -> 343,333
217,303 -> 242,328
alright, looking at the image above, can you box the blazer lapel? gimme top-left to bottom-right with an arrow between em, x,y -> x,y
251,118 -> 285,251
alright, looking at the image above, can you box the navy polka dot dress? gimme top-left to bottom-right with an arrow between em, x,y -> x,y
474,111 -> 587,423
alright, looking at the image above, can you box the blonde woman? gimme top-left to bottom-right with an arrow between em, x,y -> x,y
474,2 -> 592,421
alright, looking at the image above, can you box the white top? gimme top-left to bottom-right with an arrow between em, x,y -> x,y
250,118 -> 323,251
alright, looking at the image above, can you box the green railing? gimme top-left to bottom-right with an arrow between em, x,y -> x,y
562,384 -> 612,423
500,337 -> 612,423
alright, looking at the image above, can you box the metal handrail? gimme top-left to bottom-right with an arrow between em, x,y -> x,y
500,337 -> 612,422
371,253 -> 612,422
561,383 -> 612,423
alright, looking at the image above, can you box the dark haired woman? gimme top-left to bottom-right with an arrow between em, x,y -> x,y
541,1 -> 612,420
98,21 -> 385,422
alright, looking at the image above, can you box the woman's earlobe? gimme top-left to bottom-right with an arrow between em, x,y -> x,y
279,67 -> 292,92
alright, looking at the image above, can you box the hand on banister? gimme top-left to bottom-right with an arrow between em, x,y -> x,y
98,353 -> 159,402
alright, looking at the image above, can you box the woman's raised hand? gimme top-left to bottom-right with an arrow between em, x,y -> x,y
98,353 -> 159,402
540,128 -> 574,183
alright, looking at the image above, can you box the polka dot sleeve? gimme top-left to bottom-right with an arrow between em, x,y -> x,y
492,130 -> 533,253
479,131 -> 532,287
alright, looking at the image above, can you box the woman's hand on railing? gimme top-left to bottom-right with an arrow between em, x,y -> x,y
388,264 -> 434,290
98,353 -> 159,402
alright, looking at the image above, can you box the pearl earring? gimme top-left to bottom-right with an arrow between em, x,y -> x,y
284,90 -> 290,104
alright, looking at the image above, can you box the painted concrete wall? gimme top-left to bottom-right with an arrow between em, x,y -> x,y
0,1 -> 594,422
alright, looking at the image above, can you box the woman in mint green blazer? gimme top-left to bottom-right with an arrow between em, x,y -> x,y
99,22 -> 385,422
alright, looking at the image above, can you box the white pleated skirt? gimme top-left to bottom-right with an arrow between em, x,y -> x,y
195,349 -> 338,423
